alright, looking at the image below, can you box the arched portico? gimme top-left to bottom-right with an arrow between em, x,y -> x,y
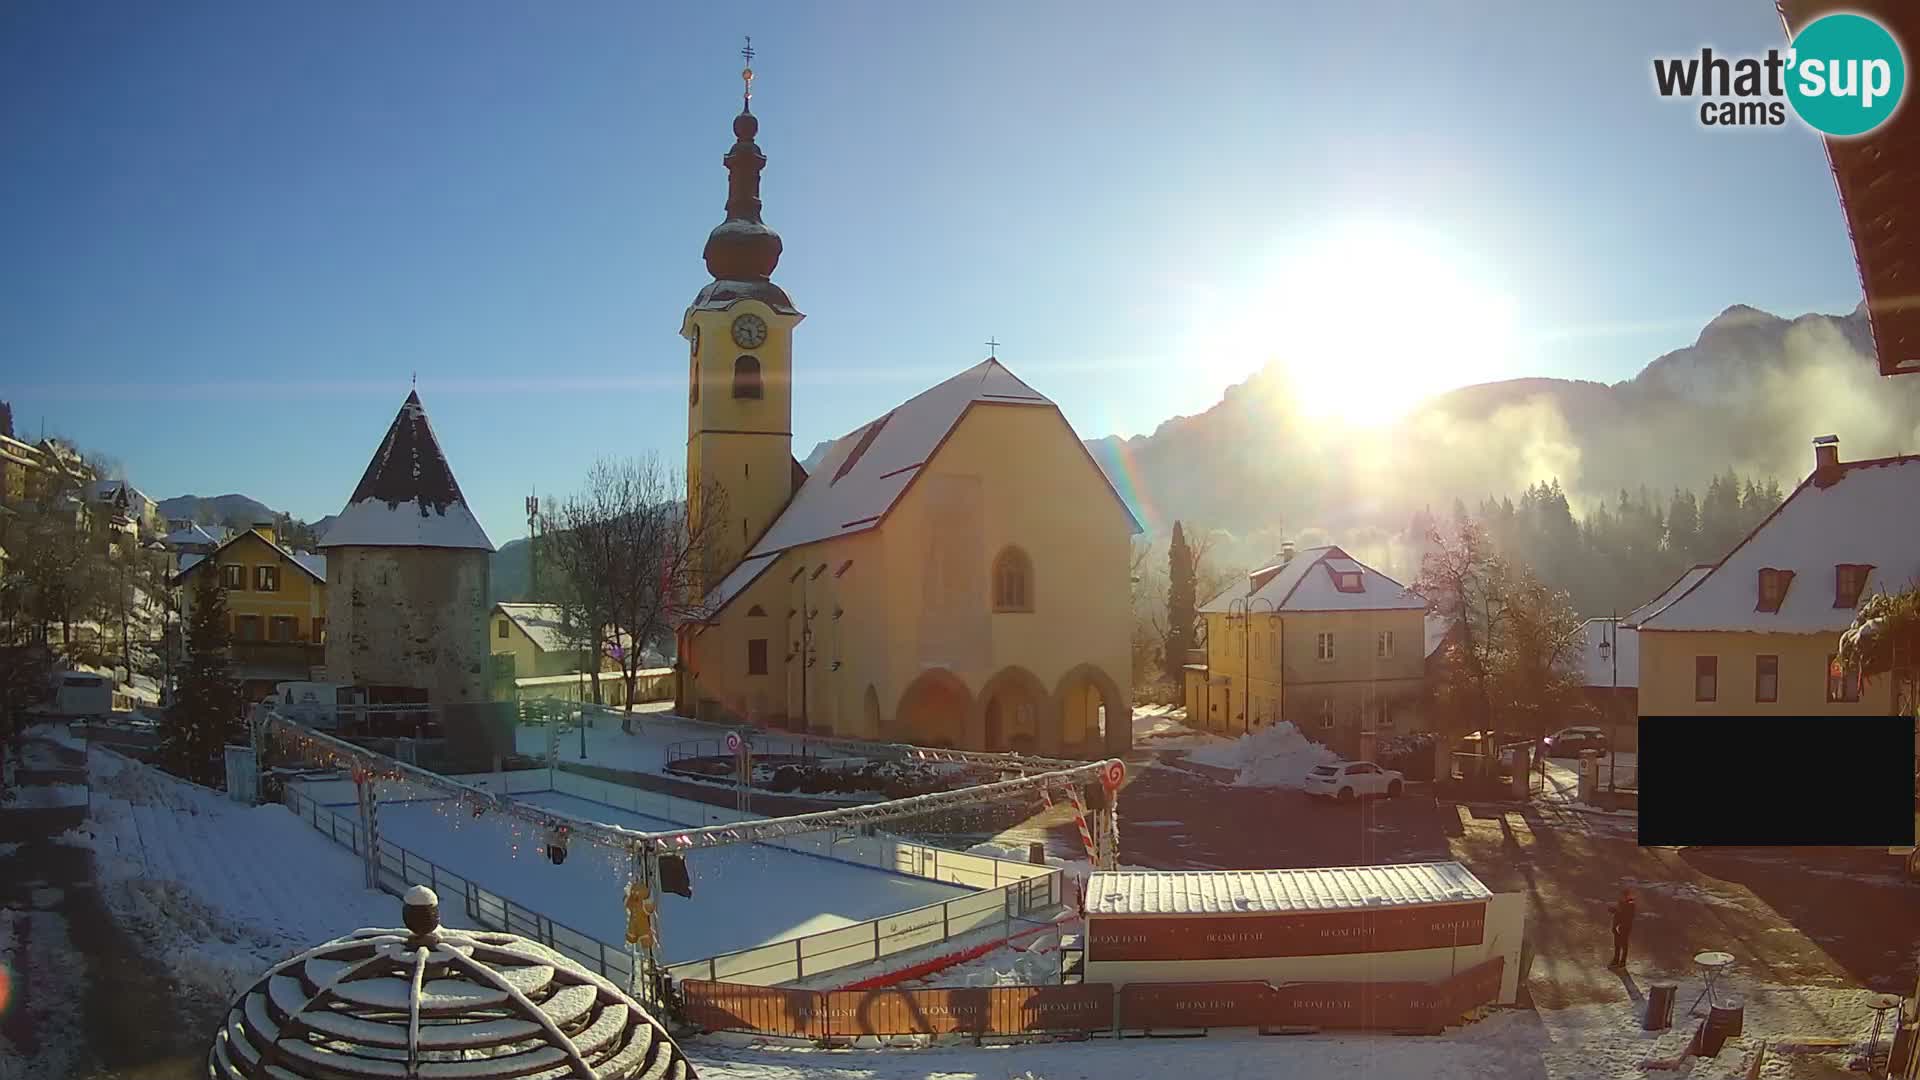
891,668 -> 971,748
1052,663 -> 1129,759
971,666 -> 1050,753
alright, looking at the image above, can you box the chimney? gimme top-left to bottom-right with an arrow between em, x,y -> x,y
1280,541 -> 1296,564
1812,435 -> 1841,487
252,518 -> 277,547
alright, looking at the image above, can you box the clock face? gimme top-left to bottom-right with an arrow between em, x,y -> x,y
731,314 -> 768,349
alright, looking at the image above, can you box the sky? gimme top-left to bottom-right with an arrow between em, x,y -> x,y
0,2 -> 1873,544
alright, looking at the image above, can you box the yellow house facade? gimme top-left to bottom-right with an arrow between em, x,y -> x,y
1632,437 -> 1918,719
674,85 -> 1138,757
175,523 -> 328,700
1186,545 -> 1428,757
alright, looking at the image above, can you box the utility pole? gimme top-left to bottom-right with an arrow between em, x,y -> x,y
1609,610 -> 1619,792
524,493 -> 540,600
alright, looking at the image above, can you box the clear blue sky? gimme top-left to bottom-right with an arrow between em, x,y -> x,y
0,2 -> 1869,543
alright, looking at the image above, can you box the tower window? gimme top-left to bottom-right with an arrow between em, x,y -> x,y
690,361 -> 699,406
732,355 -> 763,399
992,546 -> 1033,612
747,638 -> 768,676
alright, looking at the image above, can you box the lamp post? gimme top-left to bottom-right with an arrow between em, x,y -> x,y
1607,610 -> 1619,790
1228,595 -> 1275,735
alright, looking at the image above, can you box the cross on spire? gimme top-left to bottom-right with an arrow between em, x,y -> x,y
985,337 -> 1000,359
741,36 -> 755,110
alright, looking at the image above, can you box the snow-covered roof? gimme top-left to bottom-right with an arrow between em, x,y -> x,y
1199,546 -> 1426,614
172,530 -> 326,584
495,603 -> 580,654
318,391 -> 494,552
1576,618 -> 1638,689
1635,454 -> 1920,634
1622,565 -> 1713,628
698,358 -> 1140,614
1086,861 -> 1492,917
1425,613 -> 1456,659
163,522 -> 221,548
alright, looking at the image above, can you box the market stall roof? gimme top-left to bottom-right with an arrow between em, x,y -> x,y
1086,861 -> 1491,917
1777,0 -> 1920,376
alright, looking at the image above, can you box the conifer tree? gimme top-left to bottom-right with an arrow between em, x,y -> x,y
164,572 -> 242,786
1165,521 -> 1196,687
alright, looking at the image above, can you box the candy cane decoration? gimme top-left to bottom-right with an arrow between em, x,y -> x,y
1065,785 -> 1097,859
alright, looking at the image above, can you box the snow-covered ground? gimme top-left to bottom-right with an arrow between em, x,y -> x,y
1131,705 -> 1234,750
357,790 -> 971,965
685,978 -> 1892,1079
62,749 -> 471,1001
514,706 -> 730,774
1183,722 -> 1342,788
0,907 -> 89,1079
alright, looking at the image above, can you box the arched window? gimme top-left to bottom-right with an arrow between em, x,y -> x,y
732,355 -> 763,399
992,546 -> 1033,612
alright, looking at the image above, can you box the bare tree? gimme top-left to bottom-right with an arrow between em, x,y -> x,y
544,456 -> 729,734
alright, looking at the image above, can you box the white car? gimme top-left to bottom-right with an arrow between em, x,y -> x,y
1304,761 -> 1405,802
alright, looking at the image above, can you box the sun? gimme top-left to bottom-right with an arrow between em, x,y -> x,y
1189,221 -> 1520,429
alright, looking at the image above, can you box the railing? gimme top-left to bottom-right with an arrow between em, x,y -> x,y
281,768 -> 1063,992
281,785 -> 635,988
661,735 -> 866,770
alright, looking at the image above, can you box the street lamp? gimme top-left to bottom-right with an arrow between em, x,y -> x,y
1228,595 -> 1275,735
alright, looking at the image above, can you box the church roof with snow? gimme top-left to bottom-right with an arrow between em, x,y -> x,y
1199,545 -> 1426,614
1633,452 -> 1920,634
318,391 -> 494,552
699,357 -> 1140,615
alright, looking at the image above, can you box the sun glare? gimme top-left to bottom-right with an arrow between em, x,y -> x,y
1189,222 -> 1520,429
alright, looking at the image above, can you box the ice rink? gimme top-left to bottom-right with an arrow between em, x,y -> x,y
347,790 -> 972,964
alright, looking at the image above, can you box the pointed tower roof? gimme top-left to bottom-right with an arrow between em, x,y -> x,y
317,391 -> 495,551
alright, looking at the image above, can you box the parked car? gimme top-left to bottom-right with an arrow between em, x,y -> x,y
1542,726 -> 1609,758
1304,760 -> 1404,802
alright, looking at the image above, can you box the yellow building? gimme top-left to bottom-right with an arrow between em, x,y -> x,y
1632,436 -> 1918,718
1184,544 -> 1429,757
174,522 -> 329,701
675,82 -> 1139,758
490,602 -> 674,707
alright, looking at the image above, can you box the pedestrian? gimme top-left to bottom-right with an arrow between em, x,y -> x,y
1608,887 -> 1637,967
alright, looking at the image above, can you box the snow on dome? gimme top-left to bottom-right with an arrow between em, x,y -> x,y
405,885 -> 438,907
209,888 -> 692,1079
317,391 -> 494,552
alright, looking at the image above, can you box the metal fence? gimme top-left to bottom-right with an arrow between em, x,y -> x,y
280,768 -> 1064,992
281,785 -> 636,988
661,735 -> 867,771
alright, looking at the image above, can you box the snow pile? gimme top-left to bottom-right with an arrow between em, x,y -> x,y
1185,722 -> 1341,788
1133,705 -> 1233,750
67,750 -> 458,1002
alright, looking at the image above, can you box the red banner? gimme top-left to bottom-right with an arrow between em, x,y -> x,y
1088,901 -> 1486,962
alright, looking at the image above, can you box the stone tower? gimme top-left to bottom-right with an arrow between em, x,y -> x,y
681,49 -> 803,595
318,391 -> 495,703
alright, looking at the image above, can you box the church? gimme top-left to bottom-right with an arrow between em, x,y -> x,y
674,58 -> 1138,758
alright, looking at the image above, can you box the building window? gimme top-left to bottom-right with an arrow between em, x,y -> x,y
1376,630 -> 1395,659
1694,656 -> 1717,702
1253,633 -> 1262,661
222,563 -> 246,590
747,638 -> 768,676
235,615 -> 261,642
254,565 -> 279,592
732,355 -> 763,399
690,361 -> 699,405
1827,654 -> 1861,703
1834,564 -> 1873,609
1756,568 -> 1793,613
269,616 -> 297,642
992,547 -> 1033,612
498,619 -> 510,639
1377,700 -> 1394,728
1319,698 -> 1334,729
1268,628 -> 1276,661
315,618 -> 327,644
1316,632 -> 1335,663
1755,655 -> 1778,703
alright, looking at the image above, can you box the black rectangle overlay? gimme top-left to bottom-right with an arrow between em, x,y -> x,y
1637,715 -> 1916,847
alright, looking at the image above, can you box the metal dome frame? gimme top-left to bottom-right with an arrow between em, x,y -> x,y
209,888 -> 695,1079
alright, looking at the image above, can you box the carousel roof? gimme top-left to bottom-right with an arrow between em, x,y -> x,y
209,886 -> 693,1079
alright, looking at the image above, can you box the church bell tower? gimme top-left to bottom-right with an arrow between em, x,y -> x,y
683,38 -> 802,592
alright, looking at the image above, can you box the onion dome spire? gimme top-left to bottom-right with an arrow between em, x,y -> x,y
702,36 -> 784,285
